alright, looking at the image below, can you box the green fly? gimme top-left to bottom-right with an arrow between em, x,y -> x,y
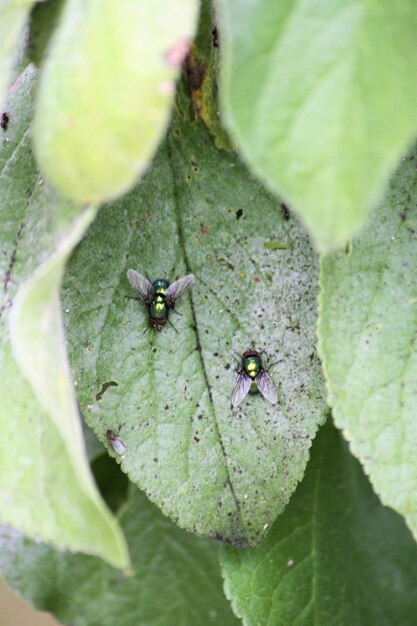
231,349 -> 277,407
127,269 -> 195,331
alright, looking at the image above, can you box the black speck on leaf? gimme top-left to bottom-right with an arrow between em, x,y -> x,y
1,112 -> 9,129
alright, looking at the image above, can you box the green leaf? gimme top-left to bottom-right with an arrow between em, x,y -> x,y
27,0 -> 66,68
318,145 -> 417,540
184,0 -> 233,152
221,419 -> 417,626
33,0 -> 198,204
63,91 -> 327,546
0,486 -> 241,626
219,0 -> 417,251
0,66 -> 129,569
0,0 -> 36,106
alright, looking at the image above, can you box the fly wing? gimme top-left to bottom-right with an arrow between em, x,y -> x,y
231,371 -> 252,408
112,437 -> 126,455
127,269 -> 154,302
165,274 -> 195,304
256,370 -> 278,405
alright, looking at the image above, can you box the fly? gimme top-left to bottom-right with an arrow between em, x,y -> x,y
127,269 -> 195,331
231,349 -> 277,407
106,429 -> 126,455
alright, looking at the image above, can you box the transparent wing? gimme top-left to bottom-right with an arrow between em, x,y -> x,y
256,370 -> 278,405
112,437 -> 126,455
165,274 -> 195,304
127,269 -> 154,302
231,371 -> 252,408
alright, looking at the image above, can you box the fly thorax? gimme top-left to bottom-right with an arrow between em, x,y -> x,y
152,278 -> 170,295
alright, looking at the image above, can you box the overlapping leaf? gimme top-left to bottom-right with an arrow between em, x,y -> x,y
318,144 -> 417,540
0,0 -> 37,105
0,485 -> 241,626
221,420 -> 417,626
218,0 -> 417,250
0,66 -> 128,568
33,0 -> 198,203
63,89 -> 327,546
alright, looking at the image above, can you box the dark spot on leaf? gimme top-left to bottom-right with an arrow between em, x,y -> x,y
236,209 -> 243,220
225,363 -> 231,370
280,202 -> 290,220
194,436 -> 200,443
183,49 -> 206,116
1,112 -> 9,130
217,257 -> 235,271
95,381 -> 118,401
212,26 -> 219,48
164,404 -> 169,410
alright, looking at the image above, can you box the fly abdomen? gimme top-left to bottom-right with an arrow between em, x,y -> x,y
150,294 -> 168,321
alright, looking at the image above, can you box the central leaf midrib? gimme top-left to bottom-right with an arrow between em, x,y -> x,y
165,135 -> 244,527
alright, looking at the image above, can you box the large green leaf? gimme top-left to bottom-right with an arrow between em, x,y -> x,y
218,0 -> 417,251
0,0 -> 37,106
63,85 -> 327,546
0,485 -> 241,626
0,66 -> 128,569
33,0 -> 198,203
221,420 -> 417,626
318,144 -> 417,540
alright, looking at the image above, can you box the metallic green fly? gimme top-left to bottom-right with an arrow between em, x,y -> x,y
231,349 -> 277,407
127,269 -> 195,331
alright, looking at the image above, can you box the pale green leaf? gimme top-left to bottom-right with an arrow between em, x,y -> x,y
0,65 -> 129,569
221,420 -> 417,626
318,145 -> 417,540
0,485 -> 241,626
0,0 -> 35,106
218,0 -> 417,251
63,88 -> 327,546
33,0 -> 199,203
